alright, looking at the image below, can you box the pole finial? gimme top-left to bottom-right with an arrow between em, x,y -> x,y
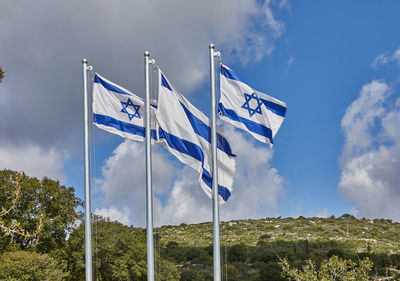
209,44 -> 215,49
144,51 -> 150,57
82,58 -> 88,64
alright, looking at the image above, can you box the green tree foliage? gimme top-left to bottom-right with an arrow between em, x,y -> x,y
0,250 -> 68,280
180,268 -> 206,281
279,255 -> 374,281
0,170 -> 81,256
67,216 -> 147,280
66,216 -> 180,281
2,169 -> 400,280
0,172 -> 44,244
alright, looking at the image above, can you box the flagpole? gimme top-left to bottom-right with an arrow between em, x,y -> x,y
209,44 -> 221,281
145,51 -> 155,281
82,58 -> 93,281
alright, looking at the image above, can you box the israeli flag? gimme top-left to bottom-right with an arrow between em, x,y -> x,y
156,69 -> 236,202
92,73 -> 156,141
219,64 -> 287,145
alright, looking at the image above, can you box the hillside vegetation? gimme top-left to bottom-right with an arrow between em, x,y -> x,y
154,215 -> 400,280
157,215 -> 400,254
2,170 -> 400,280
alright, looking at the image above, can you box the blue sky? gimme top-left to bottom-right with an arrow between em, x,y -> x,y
1,0 -> 400,226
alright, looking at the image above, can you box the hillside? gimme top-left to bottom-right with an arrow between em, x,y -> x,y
153,215 -> 400,280
157,215 -> 400,254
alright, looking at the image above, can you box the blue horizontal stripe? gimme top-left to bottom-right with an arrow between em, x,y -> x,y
161,74 -> 173,91
93,114 -> 156,140
220,64 -> 243,83
179,102 -> 235,157
218,103 -> 273,144
260,98 -> 287,118
158,127 -> 203,162
158,127 -> 231,201
201,169 -> 231,201
94,74 -> 131,96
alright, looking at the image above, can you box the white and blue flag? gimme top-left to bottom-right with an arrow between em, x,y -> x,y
156,69 -> 236,202
219,64 -> 287,145
92,73 -> 156,141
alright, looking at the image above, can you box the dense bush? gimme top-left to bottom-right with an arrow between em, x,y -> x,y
0,251 -> 68,280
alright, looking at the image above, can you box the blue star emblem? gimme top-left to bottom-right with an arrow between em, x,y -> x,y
241,92 -> 263,118
120,98 -> 141,120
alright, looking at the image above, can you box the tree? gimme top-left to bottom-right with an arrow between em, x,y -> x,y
279,255 -> 374,281
67,216 -> 147,280
0,173 -> 44,245
66,216 -> 180,281
0,251 -> 68,280
0,170 -> 81,256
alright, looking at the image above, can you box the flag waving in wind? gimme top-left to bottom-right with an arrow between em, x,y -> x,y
92,73 -> 156,141
156,69 -> 236,202
218,64 -> 287,145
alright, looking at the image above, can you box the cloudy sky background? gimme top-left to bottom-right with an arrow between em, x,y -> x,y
1,0 -> 400,226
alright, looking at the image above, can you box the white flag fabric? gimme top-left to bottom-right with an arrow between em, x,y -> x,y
219,64 -> 287,145
92,73 -> 156,141
156,69 -> 236,202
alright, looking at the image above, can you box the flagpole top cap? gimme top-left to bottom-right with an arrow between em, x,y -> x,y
144,51 -> 150,57
209,44 -> 215,49
82,58 -> 88,64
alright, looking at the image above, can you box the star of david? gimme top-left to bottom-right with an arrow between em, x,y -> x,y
241,92 -> 263,118
120,98 -> 141,121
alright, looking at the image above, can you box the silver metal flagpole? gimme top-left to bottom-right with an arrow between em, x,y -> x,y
82,58 -> 93,281
145,51 -> 155,281
209,44 -> 221,281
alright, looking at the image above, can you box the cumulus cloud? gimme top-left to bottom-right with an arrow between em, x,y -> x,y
95,127 -> 284,227
160,127 -> 284,225
339,80 -> 400,220
0,0 -> 289,227
0,142 -> 68,182
219,127 -> 283,221
340,81 -> 389,161
93,140 -> 178,226
0,0 -> 288,185
94,206 -> 131,225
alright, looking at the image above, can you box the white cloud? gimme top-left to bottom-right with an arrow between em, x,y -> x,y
393,47 -> 400,64
314,209 -> 330,218
93,140 -> 178,226
0,0 -> 288,185
263,1 -> 286,38
0,142 -> 68,182
94,206 -> 131,225
371,46 -> 400,68
158,168 -> 212,226
219,127 -> 283,221
159,128 -> 284,225
339,80 -> 400,220
340,81 -> 388,162
371,53 -> 390,69
95,127 -> 284,227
